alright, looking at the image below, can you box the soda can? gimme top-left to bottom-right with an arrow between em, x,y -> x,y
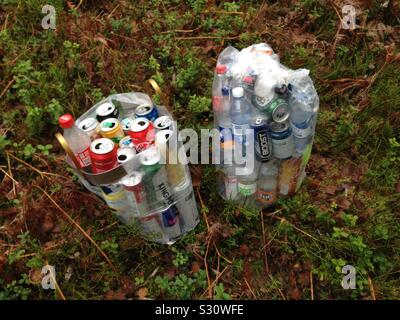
251,116 -> 272,162
160,204 -> 182,241
154,115 -> 173,131
100,183 -> 130,211
117,147 -> 136,164
121,117 -> 134,135
173,179 -> 199,230
119,136 -> 135,149
139,148 -> 175,209
96,102 -> 119,122
89,138 -> 118,173
138,213 -> 165,242
78,117 -> 101,141
135,104 -> 159,122
128,118 -> 155,153
121,171 -> 147,216
266,98 -> 290,123
99,118 -> 125,144
155,130 -> 187,186
270,121 -> 294,159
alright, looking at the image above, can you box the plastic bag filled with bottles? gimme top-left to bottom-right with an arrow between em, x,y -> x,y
212,43 -> 319,208
57,92 -> 199,244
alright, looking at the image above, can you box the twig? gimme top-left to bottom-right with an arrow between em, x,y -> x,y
277,287 -> 286,300
201,10 -> 245,15
176,35 -> 241,41
0,166 -> 19,186
0,79 -> 15,99
260,210 -> 269,274
34,186 -> 116,271
201,266 -> 230,298
195,187 -> 210,231
96,221 -> 118,233
244,278 -> 257,299
368,276 -> 376,300
6,152 -> 17,197
310,269 -> 314,300
107,4 -> 120,19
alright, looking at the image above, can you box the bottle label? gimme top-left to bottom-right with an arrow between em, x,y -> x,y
238,182 -> 256,196
272,136 -> 294,159
225,176 -> 238,199
255,190 -> 277,205
76,147 -> 91,168
291,122 -> 311,138
212,96 -> 223,112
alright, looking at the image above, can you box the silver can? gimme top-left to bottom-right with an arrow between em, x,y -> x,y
78,117 -> 100,141
154,115 -> 173,131
117,147 -> 136,164
173,179 -> 199,231
270,121 -> 295,159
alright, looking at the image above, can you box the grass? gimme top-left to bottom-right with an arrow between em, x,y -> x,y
0,0 -> 399,300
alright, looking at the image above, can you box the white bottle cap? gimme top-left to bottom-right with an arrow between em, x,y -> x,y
232,87 -> 244,98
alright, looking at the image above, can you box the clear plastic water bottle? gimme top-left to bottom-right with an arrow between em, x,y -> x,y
218,85 -> 232,144
212,64 -> 228,119
230,87 -> 251,144
59,114 -> 92,168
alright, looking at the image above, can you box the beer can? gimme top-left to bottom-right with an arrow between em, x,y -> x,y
173,179 -> 199,230
154,115 -> 173,131
117,147 -> 136,164
135,104 -> 159,122
89,138 -> 118,173
121,171 -> 147,216
270,121 -> 294,159
128,118 -> 155,153
251,116 -> 272,162
121,117 -> 135,135
99,118 -> 125,144
78,117 -> 101,141
138,213 -> 165,242
155,129 -> 187,186
119,136 -> 135,149
160,204 -> 182,241
100,183 -> 130,211
266,98 -> 290,123
139,148 -> 174,209
96,102 -> 119,122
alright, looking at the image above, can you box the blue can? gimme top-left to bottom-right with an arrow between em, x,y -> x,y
270,121 -> 294,159
135,104 -> 159,122
161,204 -> 182,240
251,116 -> 272,162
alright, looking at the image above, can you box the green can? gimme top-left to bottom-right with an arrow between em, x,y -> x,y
266,98 -> 290,123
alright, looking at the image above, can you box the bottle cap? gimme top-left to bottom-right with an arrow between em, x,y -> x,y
232,87 -> 244,98
59,114 -> 74,129
221,86 -> 230,96
215,64 -> 227,74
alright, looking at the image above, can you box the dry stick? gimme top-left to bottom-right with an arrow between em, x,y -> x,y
277,287 -> 286,300
0,79 -> 15,99
368,276 -> 376,300
0,166 -> 19,186
6,152 -> 17,197
176,35 -> 241,41
35,186 -> 116,271
310,269 -> 314,300
201,266 -> 230,298
260,210 -> 270,274
46,260 -> 66,300
244,278 -> 257,299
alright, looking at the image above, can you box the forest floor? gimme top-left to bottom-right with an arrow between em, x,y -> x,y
0,0 -> 399,300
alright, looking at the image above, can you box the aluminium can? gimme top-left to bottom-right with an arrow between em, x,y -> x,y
119,136 -> 135,149
100,183 -> 130,211
96,102 -> 119,122
251,116 -> 272,162
135,104 -> 159,122
173,179 -> 199,230
266,98 -> 290,123
117,147 -> 136,164
154,115 -> 173,131
99,118 -> 125,144
78,117 -> 101,141
121,117 -> 135,135
160,204 -> 182,241
270,121 -> 294,159
121,171 -> 147,216
89,138 -> 118,173
128,118 -> 155,153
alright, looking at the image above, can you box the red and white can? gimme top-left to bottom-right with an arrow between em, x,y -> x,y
128,118 -> 155,153
89,138 -> 118,173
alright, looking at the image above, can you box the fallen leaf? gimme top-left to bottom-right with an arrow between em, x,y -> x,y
105,290 -> 126,300
137,287 -> 148,300
29,268 -> 44,284
120,276 -> 135,295
298,272 -> 310,287
239,244 -> 250,256
396,180 -> 400,193
290,287 -> 301,300
322,185 -> 337,195
191,261 -> 200,273
336,197 -> 351,210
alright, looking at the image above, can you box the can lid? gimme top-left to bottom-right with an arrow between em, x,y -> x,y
121,171 -> 143,187
100,118 -> 119,132
215,64 -> 227,74
90,138 -> 115,154
270,121 -> 289,133
119,136 -> 133,148
121,117 -> 134,131
59,114 -> 74,129
135,104 -> 153,116
232,87 -> 244,98
79,117 -> 98,132
117,147 -> 136,163
154,116 -> 172,129
96,102 -> 115,117
139,147 -> 161,166
155,129 -> 173,144
130,118 -> 150,132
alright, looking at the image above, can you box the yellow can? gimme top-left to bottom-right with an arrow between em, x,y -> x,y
100,118 -> 125,145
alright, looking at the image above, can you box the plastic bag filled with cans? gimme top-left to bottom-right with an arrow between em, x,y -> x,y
212,43 -> 319,208
57,92 -> 199,245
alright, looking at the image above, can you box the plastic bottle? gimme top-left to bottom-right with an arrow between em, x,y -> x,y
229,87 -> 252,143
255,160 -> 278,207
237,160 -> 260,201
212,65 -> 228,118
218,86 -> 232,143
59,114 -> 92,168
